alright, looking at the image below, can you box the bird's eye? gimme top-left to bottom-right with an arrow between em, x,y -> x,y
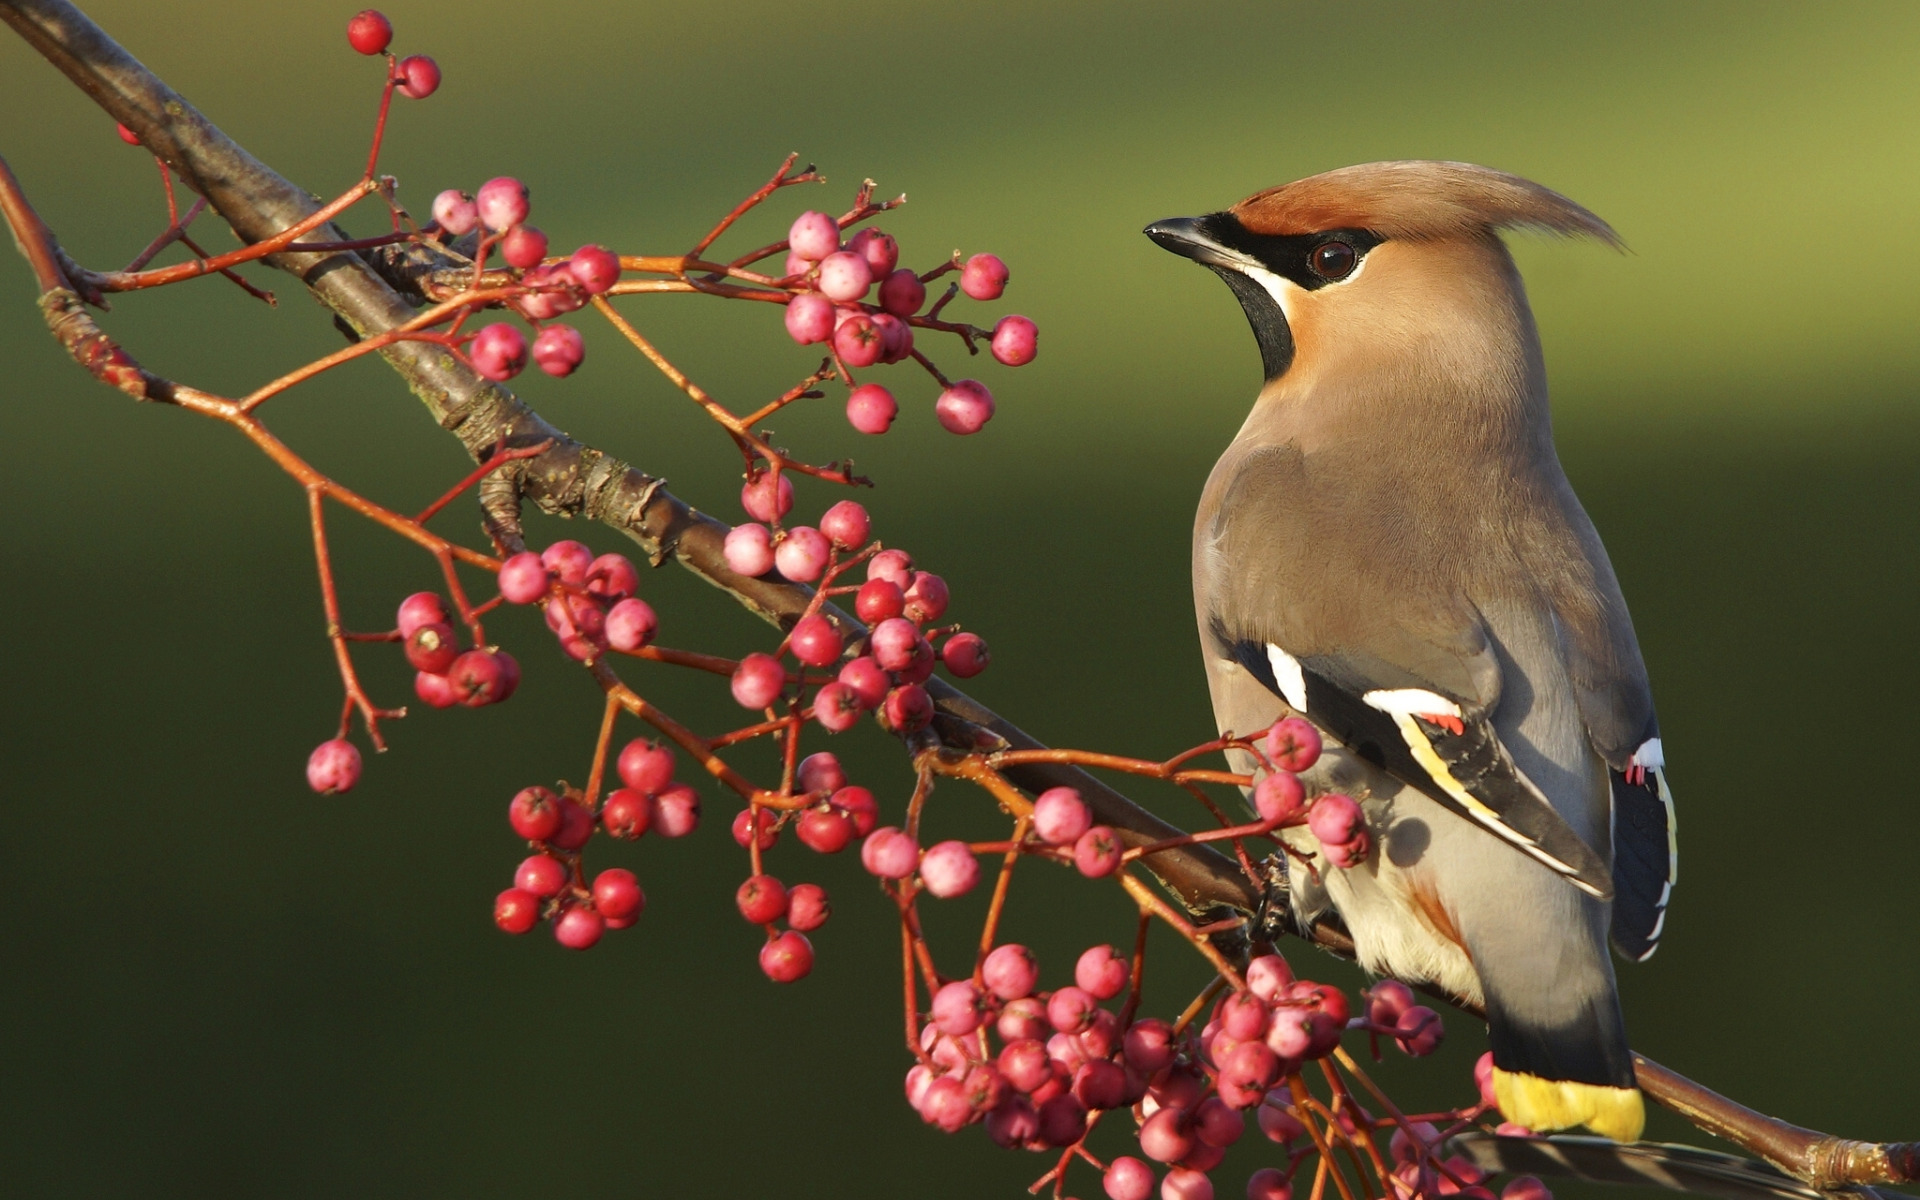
1309,240 -> 1357,281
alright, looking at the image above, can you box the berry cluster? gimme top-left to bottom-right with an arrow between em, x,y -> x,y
495,540 -> 657,662
346,9 -> 440,99
779,207 -> 1037,436
400,590 -> 521,709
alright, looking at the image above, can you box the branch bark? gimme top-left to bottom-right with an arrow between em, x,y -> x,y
2,1 -> 1911,1192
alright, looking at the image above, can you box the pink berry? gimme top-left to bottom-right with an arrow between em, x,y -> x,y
1074,1060 -> 1130,1112
741,471 -> 794,523
932,980 -> 986,1035
871,311 -> 914,362
305,738 -> 362,794
784,250 -> 813,278
514,263 -> 585,320
794,751 -> 845,795
731,653 -> 785,709
1388,1120 -> 1438,1165
935,379 -> 994,434
1161,1167 -> 1214,1200
855,580 -> 905,624
1074,826 -> 1123,877
1366,980 -> 1415,1028
468,322 -> 527,381
816,251 -> 873,302
475,177 -> 530,233
1071,944 -> 1128,1000
991,314 -> 1038,366
982,944 -> 1039,1000
880,683 -> 934,733
531,323 -> 584,377
1033,786 -> 1092,846
540,540 -> 593,587
760,930 -> 814,982
784,292 -> 835,344
1475,1051 -> 1500,1110
774,526 -> 831,583
878,268 -> 926,317
1253,771 -> 1306,824
1264,717 -> 1322,772
552,904 -> 603,949
1194,1096 -> 1247,1147
396,591 -> 448,637
1308,793 -> 1364,846
1502,1179 -> 1551,1200
870,617 -> 931,673
1257,1098 -> 1307,1145
787,882 -> 830,931
960,252 -> 1010,300
550,797 -> 594,850
1394,1006 -> 1444,1056
493,887 -> 539,934
1123,1019 -> 1176,1072
600,787 -> 653,839
724,523 -> 775,577
1324,831 -> 1372,870
514,853 -> 568,898
920,840 -> 980,898
868,548 -> 913,586
1246,955 -> 1294,1003
448,650 -> 509,706
605,598 -> 657,652
1046,986 -> 1097,1034
819,500 -> 871,549
846,227 -> 899,276
940,632 -> 990,678
861,826 -> 919,879
404,621 -> 460,674
736,874 -> 789,924
832,313 -> 883,368
431,189 -> 478,236
796,807 -> 854,853
508,785 -> 563,841
414,669 -> 458,709
584,553 -> 636,600
346,9 -> 392,54
903,572 -> 950,622
813,681 -> 862,732
830,785 -> 878,836
732,807 -> 779,851
1217,1041 -> 1281,1108
395,54 -> 440,99
1247,1168 -> 1292,1200
998,998 -> 1050,1045
501,224 -> 548,270
845,382 -> 897,433
653,782 -> 700,837
986,1096 -> 1040,1148
998,1038 -> 1052,1093
616,739 -> 674,793
1106,1156 -> 1156,1200
837,657 -> 890,709
569,244 -> 619,294
592,868 -> 644,921
1139,1107 -> 1195,1164
788,210 -> 840,261
497,551 -> 550,604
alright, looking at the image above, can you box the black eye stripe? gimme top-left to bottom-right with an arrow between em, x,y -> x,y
1195,214 -> 1382,291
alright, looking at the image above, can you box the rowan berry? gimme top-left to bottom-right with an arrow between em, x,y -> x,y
306,738 -> 362,794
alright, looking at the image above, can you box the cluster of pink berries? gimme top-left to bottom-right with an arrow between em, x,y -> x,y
346,10 -> 440,99
494,540 -> 657,663
778,208 -> 1036,436
1250,718 -> 1372,870
722,496 -> 990,738
426,176 -> 620,382
493,738 -> 700,949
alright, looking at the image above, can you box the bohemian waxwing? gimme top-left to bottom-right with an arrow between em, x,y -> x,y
1147,161 -> 1676,1143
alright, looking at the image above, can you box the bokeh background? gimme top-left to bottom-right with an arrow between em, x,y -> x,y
1,1 -> 1915,1196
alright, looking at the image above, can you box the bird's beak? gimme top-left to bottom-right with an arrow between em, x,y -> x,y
1144,215 -> 1240,269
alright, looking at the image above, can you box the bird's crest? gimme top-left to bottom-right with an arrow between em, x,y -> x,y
1231,160 -> 1622,247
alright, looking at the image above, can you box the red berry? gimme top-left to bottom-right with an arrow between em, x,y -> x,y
998,998 -> 1050,1044
870,617 -> 930,672
878,268 -> 926,317
592,868 -> 644,921
605,597 -> 657,652
731,652 -> 786,709
568,244 -> 620,294
396,591 -> 448,637
531,323 -> 584,377
497,551 -> 550,604
787,211 -> 839,261
871,311 -> 914,363
395,54 -> 440,99
653,782 -> 700,837
990,314 -> 1038,366
880,683 -> 934,733
448,650 -> 509,706
1073,826 -> 1122,877
796,751 -> 845,794
1247,1169 -> 1291,1200
1502,1178 -> 1552,1200
404,621 -> 460,674
816,251 -> 873,302
1075,944 -> 1129,1000
846,228 -> 899,277
932,980 -> 986,1035
903,572 -> 950,622
759,930 -> 814,982
305,738 -> 362,794
1161,1167 -> 1213,1200
1366,979 -> 1416,1028
935,379 -> 994,434
508,785 -> 563,840
1475,1050 -> 1500,1110
812,681 -> 862,732
1105,1156 -> 1156,1200
789,614 -> 843,667
431,189 -> 477,236
1264,717 -> 1322,772
616,739 -> 674,793
867,548 -> 913,586
741,471 -> 794,523
501,224 -> 548,270
837,656 -> 890,709
1307,793 -> 1363,846
1394,1006 -> 1445,1057
1123,1019 -> 1176,1072
774,526 -> 831,583
468,322 -> 527,381
1138,1107 -> 1194,1164
514,854 -> 568,898
855,580 -> 905,624
785,292 -> 835,344
860,826 -> 919,879
585,553 -> 637,600
414,669 -> 459,708
846,382 -> 898,434
513,262 -> 584,319
114,122 -> 141,146
819,500 -> 871,549
919,840 -> 980,898
724,523 -> 775,576
600,787 -> 653,839
346,9 -> 392,55
830,785 -> 878,836
796,807 -> 855,854
553,904 -> 604,949
1257,1098 -> 1307,1145
941,632 -> 990,677
786,882 -> 830,931
832,313 -> 883,368
493,887 -> 540,934
736,874 -> 790,924
1033,786 -> 1092,846
541,539 -> 594,587
475,177 -> 530,233
982,944 -> 1039,1001
1036,1093 -> 1088,1147
960,253 -> 1010,300
551,797 -> 595,850
1247,955 -> 1294,1002
1253,771 -> 1306,824
731,806 -> 780,851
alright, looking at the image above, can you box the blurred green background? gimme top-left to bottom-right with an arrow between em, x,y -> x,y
2,1 -> 1915,1196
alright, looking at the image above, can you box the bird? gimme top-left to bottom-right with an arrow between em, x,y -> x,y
1145,161 -> 1677,1143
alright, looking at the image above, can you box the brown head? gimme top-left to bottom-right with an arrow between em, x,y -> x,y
1145,161 -> 1620,398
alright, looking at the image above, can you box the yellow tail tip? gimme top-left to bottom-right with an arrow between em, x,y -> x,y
1491,1067 -> 1645,1142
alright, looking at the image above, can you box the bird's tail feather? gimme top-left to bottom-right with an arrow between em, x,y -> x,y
1447,1132 -> 1906,1200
